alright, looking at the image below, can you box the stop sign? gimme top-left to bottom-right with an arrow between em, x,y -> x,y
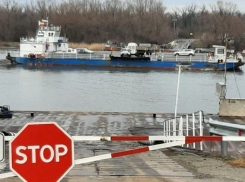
10,122 -> 74,182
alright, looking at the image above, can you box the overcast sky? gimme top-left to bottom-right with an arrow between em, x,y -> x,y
164,0 -> 245,13
14,0 -> 245,14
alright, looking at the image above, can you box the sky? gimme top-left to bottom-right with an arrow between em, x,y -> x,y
11,0 -> 245,14
164,0 -> 245,13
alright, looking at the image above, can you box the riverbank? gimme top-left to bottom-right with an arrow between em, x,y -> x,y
0,42 -> 19,49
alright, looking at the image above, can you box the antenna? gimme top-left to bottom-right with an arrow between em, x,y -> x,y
224,34 -> 228,86
222,34 -> 230,99
216,35 -> 228,100
46,12 -> 49,27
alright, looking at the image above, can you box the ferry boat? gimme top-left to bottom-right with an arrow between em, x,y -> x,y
6,19 -> 244,71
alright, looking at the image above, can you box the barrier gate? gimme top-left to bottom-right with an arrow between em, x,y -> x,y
1,122 -> 245,182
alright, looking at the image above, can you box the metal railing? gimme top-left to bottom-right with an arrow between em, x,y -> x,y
2,50 -> 110,60
163,111 -> 204,150
4,50 -> 241,63
47,52 -> 110,60
208,118 -> 245,136
150,53 -> 209,62
2,49 -> 244,63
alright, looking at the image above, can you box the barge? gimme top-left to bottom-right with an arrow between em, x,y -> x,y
6,19 -> 244,71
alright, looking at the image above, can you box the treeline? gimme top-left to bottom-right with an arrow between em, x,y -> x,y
1,0 -> 245,50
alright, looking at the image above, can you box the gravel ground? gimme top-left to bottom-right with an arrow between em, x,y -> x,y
163,148 -> 245,182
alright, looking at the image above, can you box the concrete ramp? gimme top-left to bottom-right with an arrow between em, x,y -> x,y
69,150 -> 194,178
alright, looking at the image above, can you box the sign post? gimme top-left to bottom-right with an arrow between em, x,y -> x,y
10,122 -> 74,182
0,132 -> 4,162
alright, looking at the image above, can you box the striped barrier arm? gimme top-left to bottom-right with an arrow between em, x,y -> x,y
74,141 -> 185,164
5,135 -> 245,142
1,136 -> 245,179
74,136 -> 245,142
0,172 -> 16,179
72,136 -> 245,143
0,141 -> 185,179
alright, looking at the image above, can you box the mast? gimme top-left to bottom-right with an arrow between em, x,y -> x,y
224,34 -> 228,86
223,34 -> 229,99
46,12 -> 49,27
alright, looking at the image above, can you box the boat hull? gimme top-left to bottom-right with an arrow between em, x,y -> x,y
9,57 -> 244,71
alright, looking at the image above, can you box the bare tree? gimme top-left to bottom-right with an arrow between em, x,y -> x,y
1,0 -> 245,49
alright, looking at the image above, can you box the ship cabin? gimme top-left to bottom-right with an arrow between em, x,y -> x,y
209,45 -> 243,63
19,19 -> 69,57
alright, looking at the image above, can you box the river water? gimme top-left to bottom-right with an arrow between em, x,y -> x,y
0,52 -> 244,114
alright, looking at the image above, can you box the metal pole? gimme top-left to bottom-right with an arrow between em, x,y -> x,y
172,18 -> 177,40
221,141 -> 228,157
223,34 -> 228,99
174,65 -> 181,118
186,114 -> 189,147
174,65 -> 181,136
174,21 -> 176,34
192,113 -> 196,149
224,37 -> 227,85
199,111 -> 203,150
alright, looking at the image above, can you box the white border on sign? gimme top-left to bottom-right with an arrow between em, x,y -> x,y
9,122 -> 74,182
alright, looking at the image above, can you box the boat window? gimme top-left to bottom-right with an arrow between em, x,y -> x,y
48,33 -> 53,37
217,49 -> 224,54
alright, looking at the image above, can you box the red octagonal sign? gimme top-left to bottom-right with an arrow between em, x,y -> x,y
10,122 -> 74,182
